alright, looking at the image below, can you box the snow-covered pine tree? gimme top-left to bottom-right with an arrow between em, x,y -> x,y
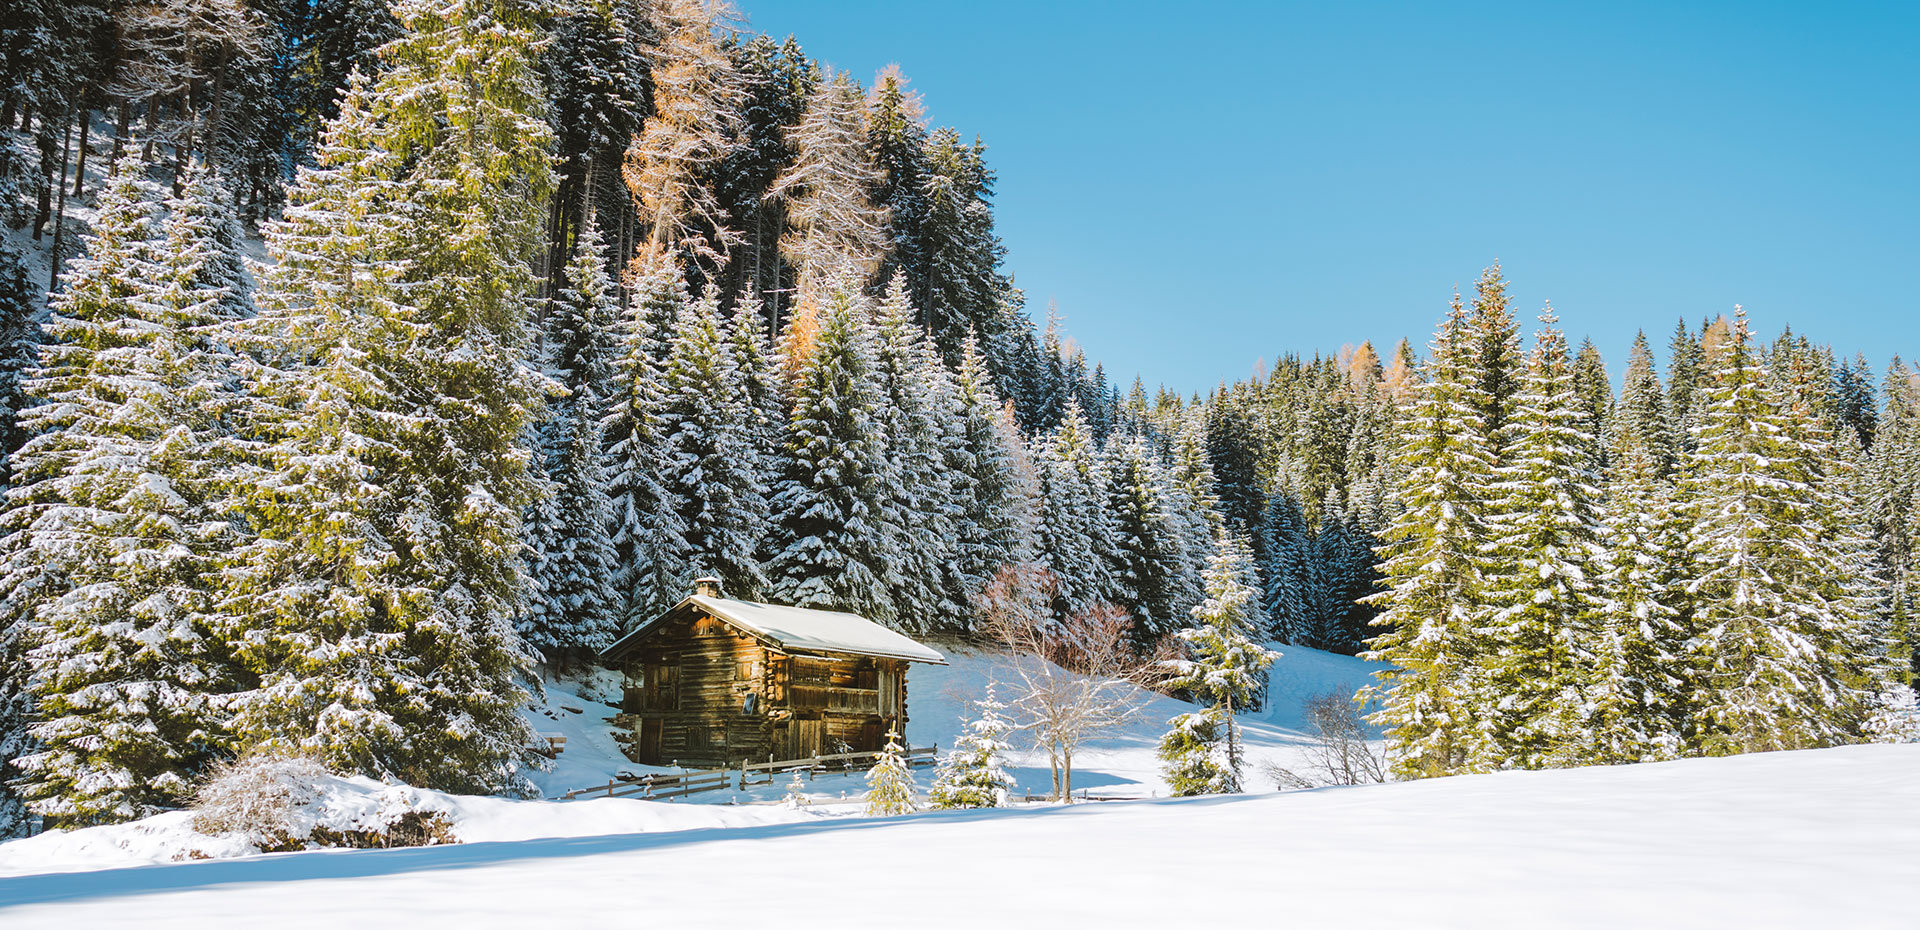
1571,339 -> 1611,469
1260,489 -> 1315,646
8,151 -> 241,825
1666,318 -> 1705,458
765,270 -> 901,623
522,219 -> 623,663
1363,292 -> 1501,779
869,277 -> 965,629
1599,337 -> 1690,761
0,239 -> 39,480
770,68 -> 888,280
1159,532 -> 1276,794
1479,305 -> 1610,770
1609,331 -> 1675,478
223,0 -> 555,793
172,162 -> 255,320
1105,434 -> 1186,645
950,331 -> 1035,596
927,686 -> 1017,809
1468,263 -> 1522,446
864,729 -> 918,816
658,290 -> 771,600
1677,308 -> 1885,755
607,254 -> 691,622
1033,401 -> 1121,618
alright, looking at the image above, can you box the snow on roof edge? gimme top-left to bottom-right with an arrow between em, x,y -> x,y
600,595 -> 948,665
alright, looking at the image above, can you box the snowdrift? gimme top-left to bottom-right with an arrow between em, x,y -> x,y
3,743 -> 1915,928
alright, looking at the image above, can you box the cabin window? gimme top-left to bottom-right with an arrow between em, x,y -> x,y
741,693 -> 758,715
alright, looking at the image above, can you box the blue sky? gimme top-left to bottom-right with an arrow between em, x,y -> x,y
741,1 -> 1919,394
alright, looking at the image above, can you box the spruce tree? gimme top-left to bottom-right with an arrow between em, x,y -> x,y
223,0 -> 554,793
1677,309 -> 1884,755
1160,533 -> 1275,794
522,220 -> 622,662
864,729 -> 918,816
1363,294 -> 1500,778
8,152 -> 240,825
1479,306 -> 1609,769
658,291 -> 771,599
765,272 -> 900,623
606,256 -> 691,621
927,687 -> 1016,809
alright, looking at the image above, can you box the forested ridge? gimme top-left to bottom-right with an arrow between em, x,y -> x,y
0,0 -> 1913,835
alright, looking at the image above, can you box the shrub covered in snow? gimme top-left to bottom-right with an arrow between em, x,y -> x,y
190,754 -> 456,853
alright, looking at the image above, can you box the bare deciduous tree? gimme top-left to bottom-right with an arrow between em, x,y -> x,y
976,564 -> 1164,802
1264,688 -> 1388,790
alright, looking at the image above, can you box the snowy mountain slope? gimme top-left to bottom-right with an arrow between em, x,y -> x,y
3,743 -> 1915,928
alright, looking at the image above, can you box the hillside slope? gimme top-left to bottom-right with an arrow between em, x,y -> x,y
3,744 -> 1915,928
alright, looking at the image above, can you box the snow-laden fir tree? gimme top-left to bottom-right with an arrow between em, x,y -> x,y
0,239 -> 40,480
521,219 -> 623,662
1676,308 -> 1886,755
864,729 -> 918,816
657,291 -> 771,600
606,255 -> 691,622
1363,293 -> 1501,779
1260,490 -> 1316,646
1033,407 -> 1116,619
7,151 -> 241,825
222,0 -> 554,792
950,331 -> 1035,594
765,270 -> 901,623
1159,532 -> 1275,795
927,686 -> 1017,809
1105,433 -> 1187,646
870,276 -> 965,628
1478,305 -> 1610,770
172,162 -> 255,320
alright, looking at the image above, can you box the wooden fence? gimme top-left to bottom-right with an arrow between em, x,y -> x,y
561,744 -> 939,801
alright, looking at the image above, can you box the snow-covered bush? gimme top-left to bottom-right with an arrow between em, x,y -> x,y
782,770 -> 812,810
191,754 -> 456,852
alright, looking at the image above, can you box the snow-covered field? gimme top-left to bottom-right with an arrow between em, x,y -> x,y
4,645 -> 1914,927
1,744 -> 1915,928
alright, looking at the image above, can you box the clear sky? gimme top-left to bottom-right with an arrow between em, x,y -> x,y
740,0 -> 1919,394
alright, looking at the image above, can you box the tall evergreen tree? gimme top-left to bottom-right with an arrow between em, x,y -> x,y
7,152 -> 239,825
1363,294 -> 1500,778
1480,306 -> 1609,769
1677,309 -> 1884,755
1160,532 -> 1274,795
765,272 -> 900,623
221,0 -> 554,793
522,220 -> 622,661
658,291 -> 771,600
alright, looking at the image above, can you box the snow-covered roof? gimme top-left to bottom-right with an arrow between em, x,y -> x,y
602,595 -> 947,665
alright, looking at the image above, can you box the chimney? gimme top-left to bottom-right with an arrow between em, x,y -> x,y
693,576 -> 723,599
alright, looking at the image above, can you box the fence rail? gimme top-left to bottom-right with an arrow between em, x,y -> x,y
561,744 -> 940,800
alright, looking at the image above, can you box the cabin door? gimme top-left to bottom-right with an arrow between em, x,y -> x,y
639,718 -> 662,764
791,718 -> 824,761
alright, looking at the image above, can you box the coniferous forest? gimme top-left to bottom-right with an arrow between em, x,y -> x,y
0,0 -> 1914,837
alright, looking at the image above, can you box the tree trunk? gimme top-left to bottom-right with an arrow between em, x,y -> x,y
1062,748 -> 1074,803
71,109 -> 90,197
48,114 -> 75,292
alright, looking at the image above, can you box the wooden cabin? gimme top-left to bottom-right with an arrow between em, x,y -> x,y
599,578 -> 948,768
